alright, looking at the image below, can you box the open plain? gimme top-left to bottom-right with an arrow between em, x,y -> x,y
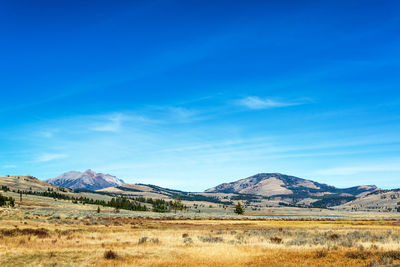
1,193 -> 400,267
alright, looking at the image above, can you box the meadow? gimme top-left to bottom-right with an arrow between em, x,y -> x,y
1,186 -> 400,266
1,206 -> 400,267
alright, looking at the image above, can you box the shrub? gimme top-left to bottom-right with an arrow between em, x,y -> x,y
182,233 -> 189,238
104,250 -> 117,260
270,237 -> 283,244
198,235 -> 223,243
138,236 -> 148,244
0,228 -> 50,238
345,250 -> 373,260
150,238 -> 160,244
315,249 -> 328,258
381,256 -> 394,265
327,233 -> 340,241
370,244 -> 378,250
363,258 -> 377,267
380,250 -> 400,260
183,237 -> 193,244
339,238 -> 354,248
235,233 -> 245,241
286,238 -> 307,246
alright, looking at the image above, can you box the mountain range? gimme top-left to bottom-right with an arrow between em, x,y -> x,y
2,171 -> 397,212
206,173 -> 377,197
206,173 -> 378,207
46,169 -> 125,191
45,170 -> 379,208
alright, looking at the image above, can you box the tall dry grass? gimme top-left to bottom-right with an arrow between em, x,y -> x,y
0,211 -> 399,266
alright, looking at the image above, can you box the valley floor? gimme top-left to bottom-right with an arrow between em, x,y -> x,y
1,207 -> 400,267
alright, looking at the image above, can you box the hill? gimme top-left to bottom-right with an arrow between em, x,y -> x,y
0,175 -> 68,192
2,171 -> 383,209
335,189 -> 400,212
99,183 -> 233,205
206,173 -> 378,207
46,169 -> 125,191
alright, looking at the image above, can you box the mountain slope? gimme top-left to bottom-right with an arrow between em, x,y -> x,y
99,183 -> 233,204
335,189 -> 400,212
206,173 -> 378,207
46,169 -> 125,191
0,175 -> 65,192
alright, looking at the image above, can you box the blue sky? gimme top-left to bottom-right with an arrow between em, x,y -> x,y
1,0 -> 399,191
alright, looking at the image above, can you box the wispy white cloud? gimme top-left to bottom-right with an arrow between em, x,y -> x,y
39,129 -> 60,138
91,113 -> 155,132
238,96 -> 302,110
316,163 -> 400,175
2,164 -> 17,169
36,153 -> 68,162
166,107 -> 200,122
91,113 -> 126,132
148,106 -> 207,123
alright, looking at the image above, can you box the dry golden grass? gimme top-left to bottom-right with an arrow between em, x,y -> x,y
1,209 -> 400,267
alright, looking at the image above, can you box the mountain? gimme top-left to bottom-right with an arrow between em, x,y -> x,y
335,189 -> 400,212
206,173 -> 378,207
46,169 -> 125,191
43,171 -> 380,208
0,175 -> 67,192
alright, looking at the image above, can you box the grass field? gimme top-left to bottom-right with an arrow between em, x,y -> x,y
1,184 -> 400,266
1,206 -> 400,267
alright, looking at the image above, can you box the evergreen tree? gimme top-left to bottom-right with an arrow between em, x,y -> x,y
234,202 -> 244,215
0,194 -> 15,207
172,195 -> 183,213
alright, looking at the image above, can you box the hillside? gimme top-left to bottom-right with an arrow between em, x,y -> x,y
1,171 -> 384,209
206,173 -> 378,207
46,169 -> 125,191
335,189 -> 400,212
0,175 -> 67,192
99,184 -> 233,205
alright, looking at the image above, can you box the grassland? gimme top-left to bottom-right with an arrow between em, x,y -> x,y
1,178 -> 400,266
1,204 -> 400,267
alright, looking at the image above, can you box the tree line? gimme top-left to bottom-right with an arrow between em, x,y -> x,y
0,194 -> 14,207
2,187 -> 247,215
10,188 -> 186,213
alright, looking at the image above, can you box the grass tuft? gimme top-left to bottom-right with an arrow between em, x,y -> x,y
138,236 -> 148,244
315,249 -> 328,258
270,237 -> 283,244
104,250 -> 118,260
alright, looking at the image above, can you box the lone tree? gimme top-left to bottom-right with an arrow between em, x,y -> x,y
97,206 -> 101,213
234,202 -> 244,215
171,195 -> 184,214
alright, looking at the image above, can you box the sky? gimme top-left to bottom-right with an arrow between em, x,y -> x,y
0,0 -> 399,191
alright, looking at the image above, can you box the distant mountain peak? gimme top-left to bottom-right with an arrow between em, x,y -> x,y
46,170 -> 125,191
205,172 -> 378,199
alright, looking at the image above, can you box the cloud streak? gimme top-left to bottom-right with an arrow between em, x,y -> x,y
36,153 -> 68,163
91,113 -> 125,132
238,96 -> 302,110
316,163 -> 400,175
2,164 -> 16,169
91,113 -> 157,132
